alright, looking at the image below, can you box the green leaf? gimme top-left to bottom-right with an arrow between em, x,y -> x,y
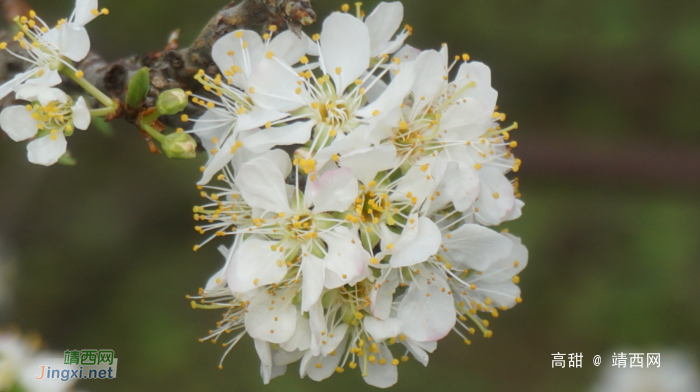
126,67 -> 150,108
58,151 -> 77,166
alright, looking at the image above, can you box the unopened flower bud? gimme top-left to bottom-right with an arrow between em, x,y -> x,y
161,132 -> 197,159
157,88 -> 188,115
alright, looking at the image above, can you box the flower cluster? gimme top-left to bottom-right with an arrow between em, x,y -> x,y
0,0 -> 109,165
188,2 -> 527,387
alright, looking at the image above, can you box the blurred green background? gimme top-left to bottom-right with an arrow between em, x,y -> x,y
1,0 -> 700,391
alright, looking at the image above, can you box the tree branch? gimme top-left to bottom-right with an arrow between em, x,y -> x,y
0,0 -> 315,150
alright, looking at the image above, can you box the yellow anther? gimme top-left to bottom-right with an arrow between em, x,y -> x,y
474,163 -> 482,170
312,33 -> 320,41
193,245 -> 200,252
509,141 -> 518,148
335,67 -> 342,75
75,70 -> 85,78
349,362 -> 357,369
462,53 -> 470,61
484,331 -> 493,338
266,51 -> 274,59
0,43 -> 6,50
515,297 -> 523,304
370,257 -> 379,265
400,356 -> 409,362
181,114 -> 189,122
512,276 -> 520,284
492,192 -> 500,199
235,31 -> 243,38
268,25 -> 278,32
300,55 -> 309,64
102,8 -> 110,15
420,164 -> 429,172
341,4 -> 350,11
372,110 -> 380,116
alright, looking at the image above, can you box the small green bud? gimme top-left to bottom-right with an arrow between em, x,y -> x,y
161,132 -> 197,159
126,67 -> 150,108
156,88 -> 188,115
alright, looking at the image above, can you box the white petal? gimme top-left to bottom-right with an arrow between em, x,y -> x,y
339,144 -> 397,185
319,227 -> 368,284
241,120 -> 314,154
71,96 -> 91,130
306,167 -> 358,212
389,217 -> 442,268
356,62 -> 415,118
364,316 -> 402,342
0,70 -> 35,100
320,13 -> 371,93
23,67 -> 62,87
412,50 -> 447,114
393,44 -> 422,63
212,30 -> 264,87
253,338 -> 274,384
262,148 -> 294,178
430,159 -> 480,213
370,270 -> 400,320
439,99 -> 493,141
245,290 -> 297,344
301,254 -> 325,312
474,167 -> 515,226
249,58 -> 306,112
73,0 -> 98,26
363,343 -> 398,388
226,238 -> 287,293
27,133 -> 67,166
266,30 -> 308,65
279,316 -> 312,352
198,136 -> 236,185
397,264 -> 455,341
236,153 -> 291,212
236,106 -> 289,132
274,348 -> 305,366
365,2 -> 404,54
58,25 -> 91,62
0,106 -> 39,141
301,340 -> 345,381
442,224 -> 513,271
455,61 -> 498,112
314,124 -> 372,169
308,300 -> 325,356
191,109 -> 234,153
403,338 -> 436,366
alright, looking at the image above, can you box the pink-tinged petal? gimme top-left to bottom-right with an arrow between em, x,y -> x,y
363,343 -> 398,388
266,30 -> 308,65
365,2 -> 404,56
301,254 -> 325,312
212,30 -> 264,87
58,25 -> 91,62
370,270 -> 400,320
71,96 -> 91,130
0,106 -> 39,141
356,62 -> 415,118
245,289 -> 297,344
241,119 -> 314,154
364,316 -> 402,342
27,134 -> 67,166
339,144 -> 397,186
412,50 -> 447,114
397,264 -> 455,341
249,58 -> 306,112
236,106 -> 289,133
320,13 -> 371,93
236,152 -> 291,212
442,224 -> 513,271
73,0 -> 98,26
307,167 -> 358,213
474,167 -> 515,226
319,227 -> 368,283
387,217 -> 441,268
226,238 -> 288,293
